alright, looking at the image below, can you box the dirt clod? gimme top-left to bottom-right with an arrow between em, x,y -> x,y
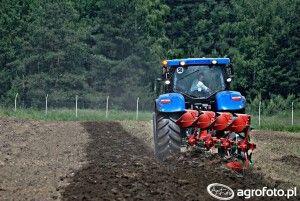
278,155 -> 300,167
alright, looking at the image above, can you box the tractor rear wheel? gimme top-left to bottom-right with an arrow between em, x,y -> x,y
153,112 -> 183,160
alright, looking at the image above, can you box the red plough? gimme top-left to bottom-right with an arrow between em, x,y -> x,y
176,110 -> 256,172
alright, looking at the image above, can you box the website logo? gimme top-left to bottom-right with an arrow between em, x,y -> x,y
207,183 -> 235,200
207,183 -> 297,200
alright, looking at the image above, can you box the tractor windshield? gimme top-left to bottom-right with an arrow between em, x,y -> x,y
173,65 -> 225,99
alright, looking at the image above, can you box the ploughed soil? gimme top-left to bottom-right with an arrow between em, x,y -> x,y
0,118 -> 299,201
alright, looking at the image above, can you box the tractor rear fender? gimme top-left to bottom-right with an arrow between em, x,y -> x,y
216,91 -> 246,111
155,93 -> 185,113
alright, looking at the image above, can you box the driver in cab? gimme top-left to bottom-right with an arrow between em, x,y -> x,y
190,73 -> 210,94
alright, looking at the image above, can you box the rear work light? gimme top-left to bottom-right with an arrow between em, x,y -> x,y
231,96 -> 242,101
165,80 -> 171,85
160,99 -> 171,104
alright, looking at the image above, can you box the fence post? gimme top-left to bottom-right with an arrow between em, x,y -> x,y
106,96 -> 109,118
45,94 -> 48,115
14,93 -> 18,112
258,100 -> 261,128
292,102 -> 294,125
136,97 -> 139,120
75,95 -> 78,118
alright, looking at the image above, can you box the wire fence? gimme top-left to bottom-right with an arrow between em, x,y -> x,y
249,100 -> 299,129
6,93 -> 153,120
1,94 -> 299,124
11,94 -> 153,110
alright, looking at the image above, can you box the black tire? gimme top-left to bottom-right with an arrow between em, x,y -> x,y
153,112 -> 183,160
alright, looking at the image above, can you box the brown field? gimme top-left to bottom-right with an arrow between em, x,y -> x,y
0,118 -> 299,200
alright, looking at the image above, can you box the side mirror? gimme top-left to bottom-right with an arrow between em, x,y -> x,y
227,64 -> 234,77
155,78 -> 162,96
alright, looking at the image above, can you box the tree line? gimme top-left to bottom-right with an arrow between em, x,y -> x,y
0,0 -> 299,109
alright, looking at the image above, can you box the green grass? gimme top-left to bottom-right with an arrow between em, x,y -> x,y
0,108 -> 152,121
251,112 -> 300,132
0,107 -> 298,132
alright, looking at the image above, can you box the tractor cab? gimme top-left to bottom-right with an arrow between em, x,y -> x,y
166,58 -> 231,100
173,64 -> 226,100
156,58 -> 245,112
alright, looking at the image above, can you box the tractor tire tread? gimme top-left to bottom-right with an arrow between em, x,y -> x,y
153,113 -> 183,160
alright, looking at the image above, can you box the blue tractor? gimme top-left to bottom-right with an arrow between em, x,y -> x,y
153,58 -> 256,171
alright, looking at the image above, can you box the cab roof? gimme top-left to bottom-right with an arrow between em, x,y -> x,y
166,58 -> 230,67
